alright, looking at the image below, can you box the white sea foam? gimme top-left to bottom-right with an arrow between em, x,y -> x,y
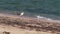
36,15 -> 52,20
44,17 -> 52,20
36,15 -> 44,19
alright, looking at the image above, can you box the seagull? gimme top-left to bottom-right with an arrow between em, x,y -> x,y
20,12 -> 24,16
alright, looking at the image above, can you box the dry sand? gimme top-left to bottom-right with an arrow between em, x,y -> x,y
0,24 -> 52,34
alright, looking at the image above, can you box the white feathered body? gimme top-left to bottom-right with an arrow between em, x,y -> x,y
20,12 -> 24,16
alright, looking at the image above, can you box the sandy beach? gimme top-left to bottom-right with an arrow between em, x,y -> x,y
0,13 -> 60,34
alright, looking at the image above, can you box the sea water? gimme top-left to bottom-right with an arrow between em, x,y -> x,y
0,0 -> 60,20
